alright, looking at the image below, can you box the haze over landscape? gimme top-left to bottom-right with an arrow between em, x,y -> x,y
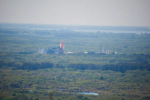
0,0 -> 150,26
1,0 -> 150,100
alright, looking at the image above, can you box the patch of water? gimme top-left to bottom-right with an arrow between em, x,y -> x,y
78,92 -> 99,95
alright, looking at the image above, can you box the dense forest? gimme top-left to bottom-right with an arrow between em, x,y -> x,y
0,24 -> 150,100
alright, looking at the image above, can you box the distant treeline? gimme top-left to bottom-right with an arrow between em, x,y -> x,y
1,23 -> 150,31
33,30 -> 150,39
0,29 -> 18,34
0,61 -> 53,70
68,63 -> 150,73
16,62 -> 53,70
0,61 -> 150,72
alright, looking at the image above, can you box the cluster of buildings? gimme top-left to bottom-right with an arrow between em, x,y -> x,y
45,41 -> 64,54
43,41 -> 115,55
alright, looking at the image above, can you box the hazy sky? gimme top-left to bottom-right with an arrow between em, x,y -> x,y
0,0 -> 150,26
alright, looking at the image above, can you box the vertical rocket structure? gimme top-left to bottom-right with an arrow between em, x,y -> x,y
60,41 -> 64,50
59,41 -> 64,54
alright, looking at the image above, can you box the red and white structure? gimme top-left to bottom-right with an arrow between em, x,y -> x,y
60,41 -> 64,50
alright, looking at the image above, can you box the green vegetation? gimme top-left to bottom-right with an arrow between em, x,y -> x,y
0,68 -> 150,100
0,25 -> 150,100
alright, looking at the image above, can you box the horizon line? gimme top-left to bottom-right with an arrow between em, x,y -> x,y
0,22 -> 149,27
